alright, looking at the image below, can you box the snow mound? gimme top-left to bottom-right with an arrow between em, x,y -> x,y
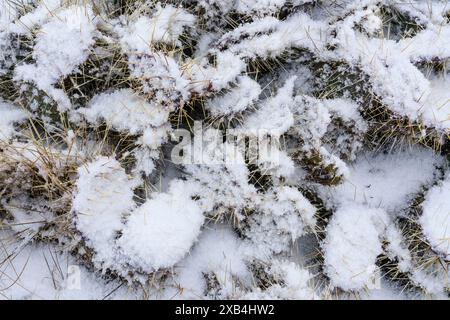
323,147 -> 444,213
79,89 -> 169,133
119,4 -> 195,52
73,156 -> 137,268
14,5 -> 97,111
117,180 -> 205,272
323,205 -> 388,291
0,100 -> 27,139
420,175 -> 450,260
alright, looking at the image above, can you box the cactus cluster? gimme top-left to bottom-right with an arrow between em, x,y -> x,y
0,0 -> 449,299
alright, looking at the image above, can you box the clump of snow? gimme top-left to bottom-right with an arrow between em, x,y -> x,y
409,267 -> 449,297
321,147 -> 444,213
258,149 -> 295,179
245,186 -> 317,255
235,0 -> 287,15
205,76 -> 261,116
119,4 -> 195,53
323,98 -> 365,124
322,204 -> 388,291
167,224 -> 251,299
189,51 -> 246,93
131,147 -> 159,176
385,224 -> 412,273
14,4 -> 97,111
420,174 -> 450,260
359,10 -> 382,35
212,13 -> 326,59
399,25 -> 450,63
183,136 -> 258,220
10,0 -> 63,34
244,260 -> 318,300
77,89 -> 171,149
117,180 -> 205,272
79,89 -> 169,132
0,100 -> 27,139
72,156 -> 138,269
128,53 -> 190,101
240,77 -> 296,136
419,76 -> 450,130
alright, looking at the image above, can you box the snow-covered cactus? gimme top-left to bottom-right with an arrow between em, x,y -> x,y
0,0 -> 449,299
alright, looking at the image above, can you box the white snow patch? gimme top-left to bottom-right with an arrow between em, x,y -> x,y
323,204 -> 388,291
0,240 -> 135,299
206,76 -> 261,116
419,76 -> 450,130
119,4 -> 195,53
0,100 -> 27,139
243,260 -> 318,299
79,89 -> 170,133
117,180 -> 205,272
14,5 -> 97,111
322,147 -> 443,213
420,174 -> 450,260
73,156 -> 137,268
77,89 -> 172,149
168,224 -> 251,299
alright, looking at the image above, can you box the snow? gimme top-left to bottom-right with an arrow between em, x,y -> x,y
131,147 -> 158,176
117,180 -> 205,272
240,77 -> 296,136
128,53 -> 190,101
243,260 -> 318,299
14,4 -> 97,111
399,25 -> 450,62
420,174 -> 450,260
2,196 -> 53,235
258,149 -> 295,178
77,89 -> 172,149
235,0 -> 287,15
213,13 -> 327,59
168,225 -> 251,299
0,1 -> 19,28
72,156 -> 138,269
323,98 -> 364,124
206,76 -> 261,116
245,186 -> 317,255
0,240 -> 135,299
385,224 -> 412,273
119,4 -> 195,53
359,279 -> 408,300
190,51 -> 246,93
322,5 -> 450,132
183,138 -> 258,220
79,89 -> 169,133
322,204 -> 388,291
10,0 -> 63,34
0,100 -> 27,140
291,95 -> 333,150
321,147 -> 444,213
419,76 -> 450,130
1,0 -> 450,301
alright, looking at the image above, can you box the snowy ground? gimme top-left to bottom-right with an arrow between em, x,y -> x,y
0,1 -> 449,300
